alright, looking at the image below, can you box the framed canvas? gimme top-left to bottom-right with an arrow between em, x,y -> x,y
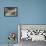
4,7 -> 18,17
18,24 -> 46,41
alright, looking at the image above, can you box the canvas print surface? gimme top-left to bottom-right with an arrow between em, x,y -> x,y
18,25 -> 46,41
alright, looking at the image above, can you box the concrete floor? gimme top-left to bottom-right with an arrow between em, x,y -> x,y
0,40 -> 46,46
19,39 -> 46,46
0,44 -> 18,46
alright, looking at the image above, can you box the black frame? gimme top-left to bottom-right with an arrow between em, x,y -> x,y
4,7 -> 18,17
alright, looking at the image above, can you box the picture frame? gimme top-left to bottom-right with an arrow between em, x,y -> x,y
4,7 -> 18,17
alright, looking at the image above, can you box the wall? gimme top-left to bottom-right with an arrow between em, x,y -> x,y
0,0 -> 20,44
20,0 -> 46,24
0,0 -> 46,44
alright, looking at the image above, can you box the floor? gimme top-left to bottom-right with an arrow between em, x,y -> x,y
19,39 -> 46,46
0,44 -> 18,46
0,40 -> 46,46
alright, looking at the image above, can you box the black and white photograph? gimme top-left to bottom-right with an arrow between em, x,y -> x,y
4,7 -> 18,16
